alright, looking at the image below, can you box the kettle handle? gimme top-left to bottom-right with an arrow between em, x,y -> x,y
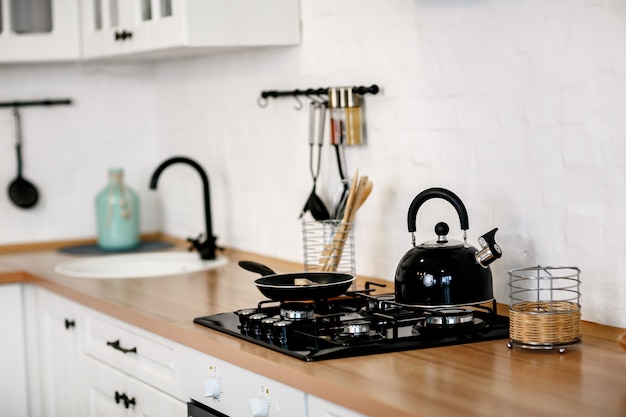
407,187 -> 469,233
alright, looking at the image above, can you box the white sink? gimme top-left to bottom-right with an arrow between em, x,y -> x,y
54,252 -> 228,279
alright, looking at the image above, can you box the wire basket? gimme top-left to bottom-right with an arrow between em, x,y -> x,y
507,266 -> 581,353
302,219 -> 355,284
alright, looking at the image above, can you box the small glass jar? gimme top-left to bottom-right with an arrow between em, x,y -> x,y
95,168 -> 140,250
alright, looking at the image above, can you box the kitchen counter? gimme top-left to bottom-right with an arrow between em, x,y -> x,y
1,246 -> 625,417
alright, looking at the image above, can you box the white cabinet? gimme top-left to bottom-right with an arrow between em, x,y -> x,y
180,346 -> 308,417
0,0 -> 80,63
308,395 -> 368,417
0,284 -> 29,416
33,287 -> 85,417
81,309 -> 186,416
83,356 -> 186,417
80,0 -> 301,60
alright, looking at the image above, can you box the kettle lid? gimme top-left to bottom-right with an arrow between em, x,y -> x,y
417,222 -> 466,249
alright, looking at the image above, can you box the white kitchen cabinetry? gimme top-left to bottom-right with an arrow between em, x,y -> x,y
0,0 -> 80,63
180,345 -> 308,416
308,395 -> 368,417
82,309 -> 186,415
80,0 -> 301,60
84,356 -> 186,417
0,284 -> 29,416
33,287 -> 85,417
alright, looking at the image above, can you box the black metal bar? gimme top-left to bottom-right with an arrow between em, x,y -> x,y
260,84 -> 379,99
0,98 -> 73,108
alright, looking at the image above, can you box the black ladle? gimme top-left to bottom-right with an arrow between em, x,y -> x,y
300,101 -> 330,221
7,107 -> 39,209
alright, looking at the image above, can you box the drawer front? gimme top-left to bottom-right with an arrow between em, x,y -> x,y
179,346 -> 307,417
84,356 -> 185,417
82,311 -> 180,396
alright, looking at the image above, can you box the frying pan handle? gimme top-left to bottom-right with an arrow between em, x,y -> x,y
238,261 -> 276,276
407,187 -> 469,233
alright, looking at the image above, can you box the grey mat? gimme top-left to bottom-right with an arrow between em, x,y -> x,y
58,241 -> 174,255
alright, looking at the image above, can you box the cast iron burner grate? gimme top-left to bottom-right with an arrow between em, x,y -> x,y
193,289 -> 509,362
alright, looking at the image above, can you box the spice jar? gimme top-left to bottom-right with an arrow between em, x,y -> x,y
328,87 -> 364,146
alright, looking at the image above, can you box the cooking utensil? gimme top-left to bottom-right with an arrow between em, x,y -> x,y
320,170 -> 373,272
394,187 -> 502,306
300,101 -> 330,221
238,260 -> 354,301
619,333 -> 626,352
7,107 -> 39,209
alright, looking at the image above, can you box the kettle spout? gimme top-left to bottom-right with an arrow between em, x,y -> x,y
475,228 -> 502,268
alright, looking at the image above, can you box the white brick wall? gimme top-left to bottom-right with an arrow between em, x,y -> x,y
0,0 -> 625,328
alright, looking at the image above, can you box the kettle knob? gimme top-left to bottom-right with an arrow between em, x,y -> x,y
435,222 -> 449,243
475,228 -> 502,268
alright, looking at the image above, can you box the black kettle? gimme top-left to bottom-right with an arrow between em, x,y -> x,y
394,188 -> 502,306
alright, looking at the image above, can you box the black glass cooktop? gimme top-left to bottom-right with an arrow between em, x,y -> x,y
194,291 -> 509,362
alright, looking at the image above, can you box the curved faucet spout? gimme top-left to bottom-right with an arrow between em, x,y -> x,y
149,156 -> 217,260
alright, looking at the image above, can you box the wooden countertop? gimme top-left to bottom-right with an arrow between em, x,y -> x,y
1,246 -> 625,417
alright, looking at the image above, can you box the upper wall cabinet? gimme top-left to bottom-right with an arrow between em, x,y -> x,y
80,0 -> 301,60
0,0 -> 81,63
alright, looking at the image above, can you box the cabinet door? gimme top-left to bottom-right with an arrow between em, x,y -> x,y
0,284 -> 29,416
36,288 -> 85,417
84,356 -> 186,417
0,0 -> 80,62
125,0 -> 184,53
81,0 -> 134,58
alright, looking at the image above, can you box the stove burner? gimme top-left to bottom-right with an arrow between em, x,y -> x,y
280,302 -> 315,320
195,294 -> 510,362
343,320 -> 370,336
424,308 -> 474,327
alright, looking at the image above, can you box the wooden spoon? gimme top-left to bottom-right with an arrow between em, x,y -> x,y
619,333 -> 626,352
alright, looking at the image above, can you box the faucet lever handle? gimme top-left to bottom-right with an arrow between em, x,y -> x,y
186,233 -> 218,260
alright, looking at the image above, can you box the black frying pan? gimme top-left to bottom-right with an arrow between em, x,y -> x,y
238,261 -> 355,301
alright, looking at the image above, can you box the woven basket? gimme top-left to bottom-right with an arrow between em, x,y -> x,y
509,300 -> 581,345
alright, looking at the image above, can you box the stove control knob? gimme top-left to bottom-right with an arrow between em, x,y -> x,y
249,396 -> 269,417
203,377 -> 221,399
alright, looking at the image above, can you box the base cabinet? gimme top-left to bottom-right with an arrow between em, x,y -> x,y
308,395 -> 368,417
2,284 -> 361,417
84,356 -> 185,417
0,284 -> 29,416
31,287 -> 85,417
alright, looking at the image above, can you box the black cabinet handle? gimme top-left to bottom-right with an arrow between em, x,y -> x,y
64,318 -> 75,330
106,339 -> 137,354
114,30 -> 133,41
114,391 -> 136,409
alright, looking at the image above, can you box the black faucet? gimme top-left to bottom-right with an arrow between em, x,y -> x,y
149,156 -> 218,260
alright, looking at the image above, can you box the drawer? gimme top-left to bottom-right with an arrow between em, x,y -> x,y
179,346 -> 307,417
83,356 -> 185,417
82,310 -> 181,396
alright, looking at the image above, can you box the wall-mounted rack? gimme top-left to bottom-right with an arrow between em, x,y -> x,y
258,84 -> 379,109
0,98 -> 73,108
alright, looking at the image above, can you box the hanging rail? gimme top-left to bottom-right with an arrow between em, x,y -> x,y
258,84 -> 379,108
0,98 -> 73,108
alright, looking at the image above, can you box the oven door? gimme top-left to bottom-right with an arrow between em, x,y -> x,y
187,399 -> 230,417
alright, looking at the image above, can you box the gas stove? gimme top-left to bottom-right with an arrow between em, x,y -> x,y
193,287 -> 509,361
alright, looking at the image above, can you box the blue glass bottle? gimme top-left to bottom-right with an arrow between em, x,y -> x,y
96,168 -> 140,250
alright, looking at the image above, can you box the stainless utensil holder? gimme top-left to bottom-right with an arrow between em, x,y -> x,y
302,219 -> 355,286
507,266 -> 582,353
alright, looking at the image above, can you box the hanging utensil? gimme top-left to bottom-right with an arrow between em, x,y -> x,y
300,100 -> 330,221
7,107 -> 39,209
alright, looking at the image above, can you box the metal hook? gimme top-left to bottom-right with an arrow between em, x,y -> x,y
293,95 -> 303,110
257,96 -> 269,108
